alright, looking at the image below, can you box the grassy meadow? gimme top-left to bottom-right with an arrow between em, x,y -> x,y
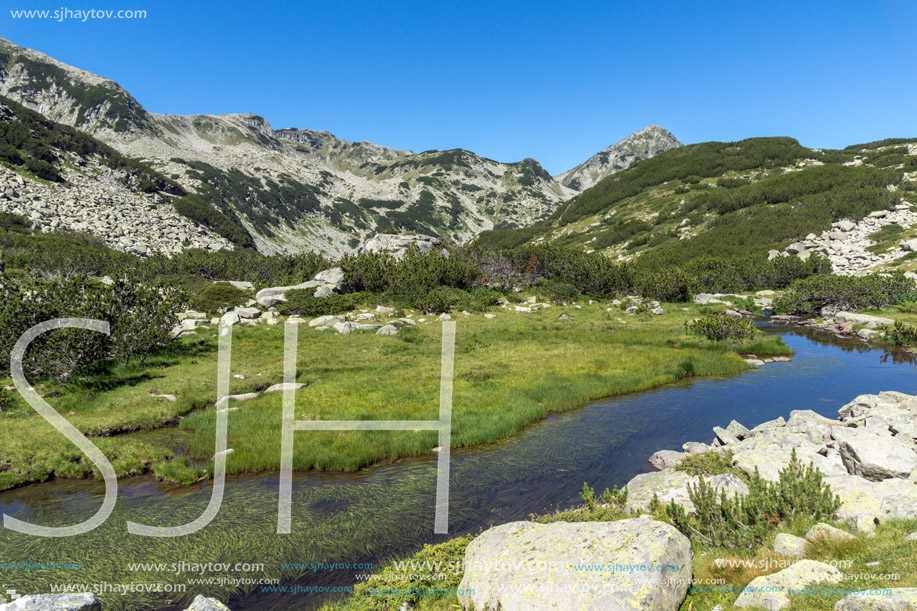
0,300 -> 788,491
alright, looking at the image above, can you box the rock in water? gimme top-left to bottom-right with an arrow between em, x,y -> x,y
458,519 -> 692,611
734,560 -> 843,610
0,594 -> 100,611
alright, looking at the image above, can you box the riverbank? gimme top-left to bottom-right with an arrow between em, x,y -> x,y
325,389 -> 917,611
0,301 -> 789,491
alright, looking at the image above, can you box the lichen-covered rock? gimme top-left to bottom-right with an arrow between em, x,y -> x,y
834,588 -> 917,610
625,470 -> 748,513
734,560 -> 843,610
458,519 -> 692,611
0,594 -> 100,611
773,533 -> 808,559
805,523 -> 856,544
184,595 -> 231,611
832,427 -> 917,481
648,449 -> 687,470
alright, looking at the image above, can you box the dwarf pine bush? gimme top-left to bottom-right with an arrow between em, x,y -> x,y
664,449 -> 841,548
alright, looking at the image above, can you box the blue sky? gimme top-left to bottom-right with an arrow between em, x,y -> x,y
2,0 -> 915,174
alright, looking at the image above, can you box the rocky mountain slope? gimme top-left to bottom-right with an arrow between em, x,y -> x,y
479,136 -> 917,276
556,124 -> 682,191
0,36 -> 679,256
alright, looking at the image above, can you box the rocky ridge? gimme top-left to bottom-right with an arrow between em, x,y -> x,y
556,124 -> 683,191
0,36 -> 680,257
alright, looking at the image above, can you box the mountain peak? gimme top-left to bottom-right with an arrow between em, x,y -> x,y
557,125 -> 682,191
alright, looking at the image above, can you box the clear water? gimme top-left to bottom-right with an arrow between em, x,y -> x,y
1,323 -> 915,610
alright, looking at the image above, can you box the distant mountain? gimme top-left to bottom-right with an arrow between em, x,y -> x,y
477,136 -> 917,276
557,125 -> 682,192
0,36 -> 679,256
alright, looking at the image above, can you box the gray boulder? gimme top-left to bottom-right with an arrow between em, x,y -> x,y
233,306 -> 261,320
832,427 -> 917,481
734,560 -> 842,610
834,588 -> 917,610
255,281 -> 322,307
308,315 -> 345,329
184,596 -> 231,611
376,324 -> 400,336
0,594 -> 100,611
805,522 -> 855,544
648,449 -> 687,470
625,470 -> 748,513
773,533 -> 808,559
458,519 -> 692,611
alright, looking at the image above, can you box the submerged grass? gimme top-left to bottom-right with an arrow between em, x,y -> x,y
0,303 -> 787,489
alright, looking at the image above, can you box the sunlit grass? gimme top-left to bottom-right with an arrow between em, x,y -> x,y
0,302 -> 787,489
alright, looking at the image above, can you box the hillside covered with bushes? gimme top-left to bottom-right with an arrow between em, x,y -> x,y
476,136 -> 917,273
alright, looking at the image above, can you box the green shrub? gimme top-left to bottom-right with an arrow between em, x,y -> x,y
677,450 -> 746,480
187,283 -> 252,313
634,267 -> 696,302
664,449 -> 841,548
775,273 -> 916,314
885,320 -> 917,346
278,290 -> 370,316
686,312 -> 757,341
413,286 -> 472,313
0,273 -> 182,381
536,279 -> 580,302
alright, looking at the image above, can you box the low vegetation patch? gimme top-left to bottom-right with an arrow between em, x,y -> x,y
687,312 -> 757,341
775,273 -> 916,314
665,450 -> 841,549
677,450 -> 746,480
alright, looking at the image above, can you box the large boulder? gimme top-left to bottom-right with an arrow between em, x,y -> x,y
773,533 -> 808,559
361,233 -> 440,259
832,427 -> 917,481
734,560 -> 843,610
648,449 -> 687,470
0,594 -> 100,611
625,470 -> 748,513
458,519 -> 692,611
254,267 -> 346,307
826,475 -> 917,532
255,280 -> 322,307
834,588 -> 917,610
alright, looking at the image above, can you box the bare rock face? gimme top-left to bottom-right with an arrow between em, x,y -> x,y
557,125 -> 683,191
360,233 -> 441,259
458,519 -> 692,611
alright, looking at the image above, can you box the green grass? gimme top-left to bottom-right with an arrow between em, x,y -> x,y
0,302 -> 787,490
